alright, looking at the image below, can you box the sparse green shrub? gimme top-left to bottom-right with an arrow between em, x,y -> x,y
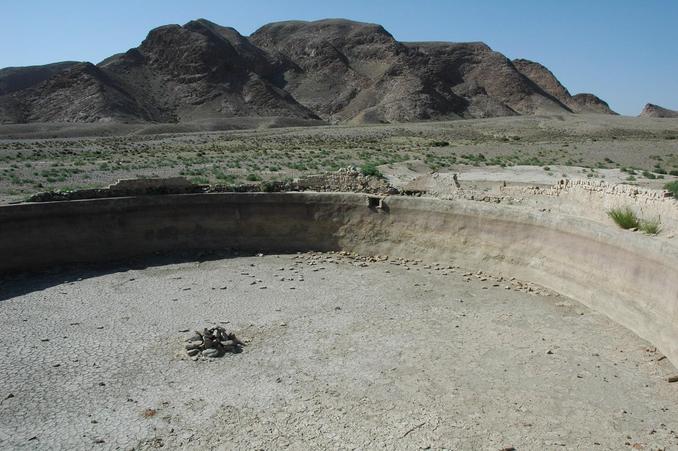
607,206 -> 640,229
359,163 -> 383,178
642,170 -> 657,179
190,176 -> 209,185
640,217 -> 662,235
665,181 -> 678,197
246,173 -> 262,182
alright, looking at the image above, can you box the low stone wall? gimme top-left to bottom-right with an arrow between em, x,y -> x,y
500,179 -> 678,234
1,192 -> 676,368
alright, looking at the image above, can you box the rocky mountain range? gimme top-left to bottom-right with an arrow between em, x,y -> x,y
0,18 -> 616,125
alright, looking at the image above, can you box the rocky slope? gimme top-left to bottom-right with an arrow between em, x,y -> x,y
0,18 -> 615,125
639,103 -> 678,118
512,59 -> 616,114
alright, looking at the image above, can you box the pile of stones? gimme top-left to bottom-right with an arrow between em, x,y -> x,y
185,326 -> 244,358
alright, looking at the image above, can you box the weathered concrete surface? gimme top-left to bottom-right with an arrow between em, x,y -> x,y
1,192 -> 677,368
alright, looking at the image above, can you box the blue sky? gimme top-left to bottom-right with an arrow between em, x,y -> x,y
2,0 -> 676,115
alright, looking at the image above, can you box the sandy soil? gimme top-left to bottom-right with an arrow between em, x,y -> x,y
1,253 -> 677,450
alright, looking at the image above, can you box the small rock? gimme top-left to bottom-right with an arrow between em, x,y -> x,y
202,348 -> 219,358
187,348 -> 200,357
203,337 -> 214,349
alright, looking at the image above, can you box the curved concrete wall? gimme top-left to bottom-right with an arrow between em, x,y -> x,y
1,193 -> 677,367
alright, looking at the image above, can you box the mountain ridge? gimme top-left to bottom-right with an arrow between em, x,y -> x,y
0,18 -> 616,125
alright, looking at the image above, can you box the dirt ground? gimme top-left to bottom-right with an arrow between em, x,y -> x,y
1,252 -> 677,450
1,114 -> 677,204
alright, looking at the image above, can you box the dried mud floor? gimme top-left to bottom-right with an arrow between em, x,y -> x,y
1,253 -> 677,450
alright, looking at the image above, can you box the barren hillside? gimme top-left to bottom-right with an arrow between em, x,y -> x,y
0,18 -> 615,125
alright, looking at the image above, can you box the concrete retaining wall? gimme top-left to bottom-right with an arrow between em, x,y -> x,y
1,192 -> 676,367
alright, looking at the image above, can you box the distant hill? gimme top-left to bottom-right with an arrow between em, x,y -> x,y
639,103 -> 678,118
0,18 -> 616,125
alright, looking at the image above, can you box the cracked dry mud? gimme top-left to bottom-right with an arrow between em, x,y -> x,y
1,253 -> 677,450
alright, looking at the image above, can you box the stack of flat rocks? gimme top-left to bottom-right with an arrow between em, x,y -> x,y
185,326 -> 244,358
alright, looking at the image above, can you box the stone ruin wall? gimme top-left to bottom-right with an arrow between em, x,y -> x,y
499,179 -> 678,236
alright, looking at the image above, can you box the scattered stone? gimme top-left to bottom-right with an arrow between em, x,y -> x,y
668,375 -> 678,383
